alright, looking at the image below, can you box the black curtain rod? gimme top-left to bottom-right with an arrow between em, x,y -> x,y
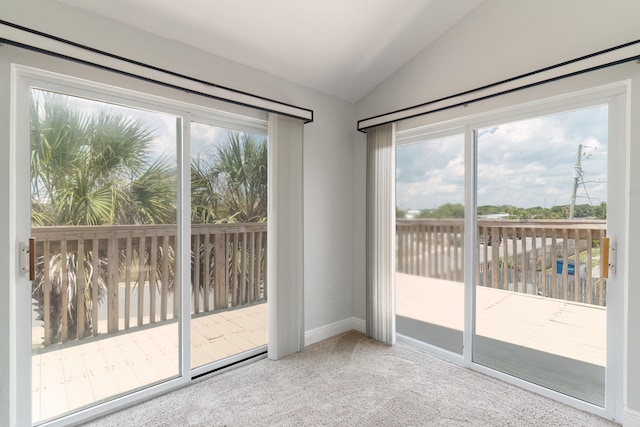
0,19 -> 314,124
358,38 -> 640,132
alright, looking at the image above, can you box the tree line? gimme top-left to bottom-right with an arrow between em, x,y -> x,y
397,202 -> 606,220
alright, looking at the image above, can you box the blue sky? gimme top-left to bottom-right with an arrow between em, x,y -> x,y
190,122 -> 239,161
396,105 -> 608,210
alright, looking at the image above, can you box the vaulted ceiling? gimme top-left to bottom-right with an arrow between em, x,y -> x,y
60,0 -> 482,102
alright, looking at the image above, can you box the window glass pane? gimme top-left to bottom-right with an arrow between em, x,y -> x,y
190,123 -> 268,370
396,133 -> 464,354
30,89 -> 179,423
473,105 -> 608,406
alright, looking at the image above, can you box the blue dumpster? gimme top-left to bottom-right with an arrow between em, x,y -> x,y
556,260 -> 576,275
556,260 -> 586,276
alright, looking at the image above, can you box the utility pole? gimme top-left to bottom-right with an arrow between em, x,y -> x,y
569,144 -> 582,218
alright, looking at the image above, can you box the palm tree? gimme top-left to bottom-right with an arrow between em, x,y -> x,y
191,131 -> 267,223
30,90 -> 176,342
190,131 -> 268,308
31,92 -> 176,226
191,154 -> 223,224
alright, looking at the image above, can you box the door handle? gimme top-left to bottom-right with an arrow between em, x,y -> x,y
601,237 -> 616,279
20,237 -> 35,280
601,238 -> 609,279
29,237 -> 35,281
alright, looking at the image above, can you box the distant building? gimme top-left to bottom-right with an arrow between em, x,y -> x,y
406,209 -> 420,219
477,213 -> 509,220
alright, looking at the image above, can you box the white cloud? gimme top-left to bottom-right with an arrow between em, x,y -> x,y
396,105 -> 608,210
396,134 -> 465,209
191,122 -> 228,158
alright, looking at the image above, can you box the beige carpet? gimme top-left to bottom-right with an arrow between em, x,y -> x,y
84,331 -> 619,426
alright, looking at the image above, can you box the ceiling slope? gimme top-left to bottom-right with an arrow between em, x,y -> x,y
60,0 -> 482,102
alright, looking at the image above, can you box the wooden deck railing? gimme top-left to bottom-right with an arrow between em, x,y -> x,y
32,223 -> 267,347
397,219 -> 607,306
397,219 -> 464,282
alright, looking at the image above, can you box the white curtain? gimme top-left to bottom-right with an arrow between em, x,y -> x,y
267,113 -> 305,359
366,123 -> 396,345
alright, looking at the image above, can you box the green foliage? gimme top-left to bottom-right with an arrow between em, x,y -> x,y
476,205 -> 508,216
30,92 -> 175,226
550,205 -> 568,218
417,203 -> 465,219
479,203 -> 605,220
191,132 -> 267,223
131,157 -> 177,224
592,202 -> 607,219
399,201 -> 607,220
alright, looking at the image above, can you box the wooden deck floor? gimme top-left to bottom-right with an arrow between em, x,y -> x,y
32,303 -> 266,424
396,272 -> 606,405
396,272 -> 605,365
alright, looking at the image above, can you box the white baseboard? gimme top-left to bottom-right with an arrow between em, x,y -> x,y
352,317 -> 366,333
396,333 -> 464,364
304,317 -> 366,346
624,407 -> 640,427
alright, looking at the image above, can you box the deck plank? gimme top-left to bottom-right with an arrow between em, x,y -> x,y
32,303 -> 267,424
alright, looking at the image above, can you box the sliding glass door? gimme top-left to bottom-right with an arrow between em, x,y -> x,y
473,105 -> 609,406
16,69 -> 271,425
395,92 -> 623,414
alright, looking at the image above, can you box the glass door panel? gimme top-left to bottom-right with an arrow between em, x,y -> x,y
396,133 -> 464,354
30,89 -> 180,423
189,123 -> 267,370
473,105 -> 608,405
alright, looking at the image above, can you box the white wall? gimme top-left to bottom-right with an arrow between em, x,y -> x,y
352,131 -> 367,322
357,0 -> 640,120
355,0 -> 640,424
303,94 -> 357,331
0,1 -> 358,424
